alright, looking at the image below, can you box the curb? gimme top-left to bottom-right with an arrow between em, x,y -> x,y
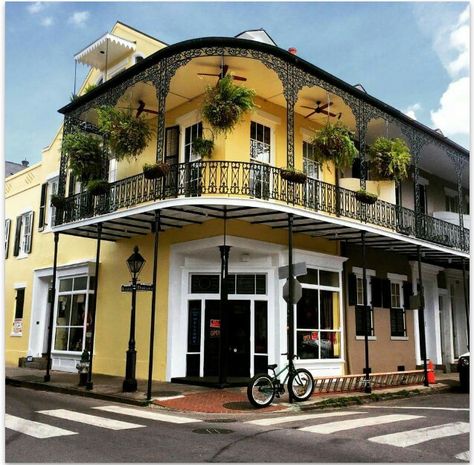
6,377 -> 149,407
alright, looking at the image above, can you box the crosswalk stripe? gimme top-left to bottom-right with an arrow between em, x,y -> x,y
5,414 -> 78,439
368,422 -> 470,448
300,414 -> 422,434
37,409 -> 145,430
455,451 -> 470,461
92,405 -> 201,424
247,411 -> 364,426
365,406 -> 469,412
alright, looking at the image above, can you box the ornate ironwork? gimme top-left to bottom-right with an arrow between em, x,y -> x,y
57,160 -> 468,253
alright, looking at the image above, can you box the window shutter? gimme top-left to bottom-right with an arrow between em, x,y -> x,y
403,281 -> 413,310
165,126 -> 180,165
38,183 -> 48,230
26,211 -> 34,253
348,273 -> 357,306
371,277 -> 382,307
13,216 -> 22,257
382,278 -> 391,308
68,173 -> 76,197
5,219 -> 11,259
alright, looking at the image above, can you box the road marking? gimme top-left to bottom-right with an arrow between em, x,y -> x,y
5,414 -> 78,439
365,406 -> 469,412
247,411 -> 364,426
93,405 -> 201,424
455,451 -> 470,461
37,409 -> 145,430
300,414 -> 422,434
368,422 -> 470,448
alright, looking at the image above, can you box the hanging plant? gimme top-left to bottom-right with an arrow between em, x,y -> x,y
280,167 -> 307,184
192,137 -> 214,159
50,195 -> 67,208
355,189 -> 378,205
86,179 -> 110,196
62,132 -> 103,182
368,137 -> 411,183
97,105 -> 152,161
143,162 -> 170,180
201,75 -> 256,135
311,122 -> 358,171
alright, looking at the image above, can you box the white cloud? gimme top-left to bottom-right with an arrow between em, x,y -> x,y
40,17 -> 54,27
27,2 -> 45,14
403,103 -> 422,120
430,77 -> 469,136
68,11 -> 90,27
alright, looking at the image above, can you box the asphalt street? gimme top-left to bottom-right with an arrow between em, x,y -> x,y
5,385 -> 469,462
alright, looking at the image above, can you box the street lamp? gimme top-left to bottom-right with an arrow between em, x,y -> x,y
123,246 -> 145,392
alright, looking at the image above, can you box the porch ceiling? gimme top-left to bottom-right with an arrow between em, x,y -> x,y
56,203 -> 469,269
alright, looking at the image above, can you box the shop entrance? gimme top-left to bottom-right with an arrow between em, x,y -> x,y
204,300 -> 251,377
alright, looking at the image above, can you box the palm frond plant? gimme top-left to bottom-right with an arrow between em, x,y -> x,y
201,75 -> 256,135
355,189 -> 378,205
62,132 -> 103,182
368,137 -> 411,183
311,122 -> 358,172
192,137 -> 214,159
86,179 -> 110,196
97,105 -> 152,161
280,167 -> 307,184
143,162 -> 170,180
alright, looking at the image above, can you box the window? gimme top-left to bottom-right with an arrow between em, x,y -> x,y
303,141 -> 320,180
445,194 -> 458,213
108,158 -> 118,183
39,183 -> 48,230
296,268 -> 342,360
48,178 -> 59,227
12,288 -> 25,336
390,281 -> 406,337
351,269 -> 374,337
53,276 -> 94,353
189,274 -> 267,295
5,219 -> 11,258
356,276 -> 372,306
355,306 -> 374,337
250,121 -> 271,164
13,212 -> 34,257
184,122 -> 203,162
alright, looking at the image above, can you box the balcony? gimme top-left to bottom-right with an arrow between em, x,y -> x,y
56,160 -> 469,253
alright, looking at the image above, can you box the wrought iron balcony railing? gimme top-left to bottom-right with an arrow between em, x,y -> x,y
57,161 -> 469,253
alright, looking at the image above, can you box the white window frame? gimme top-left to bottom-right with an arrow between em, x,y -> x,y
388,273 -> 408,340
47,177 -> 59,230
108,158 -> 118,183
176,110 -> 203,163
301,128 -> 320,180
353,267 -> 376,340
17,211 -> 33,258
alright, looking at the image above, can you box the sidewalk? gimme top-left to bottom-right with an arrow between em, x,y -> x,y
5,366 -> 458,415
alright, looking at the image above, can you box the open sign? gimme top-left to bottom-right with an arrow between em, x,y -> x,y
210,319 -> 221,328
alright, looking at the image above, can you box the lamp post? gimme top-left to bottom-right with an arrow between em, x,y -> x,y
123,246 -> 146,393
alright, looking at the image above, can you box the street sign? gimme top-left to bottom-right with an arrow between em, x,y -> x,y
409,294 -> 421,310
121,283 -> 154,292
282,277 -> 303,304
278,262 -> 307,280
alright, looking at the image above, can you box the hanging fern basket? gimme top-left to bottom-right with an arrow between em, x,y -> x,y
143,162 -> 170,180
368,137 -> 411,183
192,137 -> 214,159
50,195 -> 67,209
87,179 -> 110,196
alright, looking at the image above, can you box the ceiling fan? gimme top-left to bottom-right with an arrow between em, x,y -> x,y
301,100 -> 341,119
198,61 -> 247,82
136,100 -> 159,118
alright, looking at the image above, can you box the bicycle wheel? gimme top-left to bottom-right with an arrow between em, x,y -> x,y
247,374 -> 275,408
289,368 -> 314,402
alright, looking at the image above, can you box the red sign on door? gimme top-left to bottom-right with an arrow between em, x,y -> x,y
210,319 -> 221,328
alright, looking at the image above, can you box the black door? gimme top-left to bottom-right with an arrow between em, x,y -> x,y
203,300 -> 251,378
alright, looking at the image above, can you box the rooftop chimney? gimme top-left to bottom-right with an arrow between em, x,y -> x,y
288,47 -> 297,55
21,159 -> 29,167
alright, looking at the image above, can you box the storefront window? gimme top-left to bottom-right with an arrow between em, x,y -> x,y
53,275 -> 93,353
296,268 -> 342,360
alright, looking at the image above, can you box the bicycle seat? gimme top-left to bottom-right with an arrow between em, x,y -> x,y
268,364 -> 277,370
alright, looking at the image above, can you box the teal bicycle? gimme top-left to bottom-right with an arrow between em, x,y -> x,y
247,354 -> 314,408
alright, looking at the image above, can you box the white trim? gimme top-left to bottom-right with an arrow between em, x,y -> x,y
51,197 -> 470,259
418,177 -> 429,186
18,206 -> 34,216
175,109 -> 200,127
387,272 -> 408,282
74,33 -> 135,61
391,336 -> 409,341
45,171 -> 60,182
352,266 -> 376,277
300,127 -> 316,141
356,336 -> 377,341
14,282 -> 27,289
251,109 -> 281,127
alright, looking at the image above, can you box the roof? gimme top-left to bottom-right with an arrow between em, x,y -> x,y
6,161 -> 28,176
235,29 -> 277,46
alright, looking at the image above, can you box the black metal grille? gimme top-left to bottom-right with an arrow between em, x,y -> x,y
56,161 -> 469,253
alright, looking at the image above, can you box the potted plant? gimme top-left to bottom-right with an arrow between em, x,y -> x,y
87,179 -> 110,196
97,105 -> 152,161
355,189 -> 378,204
50,195 -> 67,209
202,75 -> 256,135
62,131 -> 103,182
368,137 -> 411,183
311,122 -> 358,172
143,162 -> 170,180
280,167 -> 307,184
192,137 -> 214,158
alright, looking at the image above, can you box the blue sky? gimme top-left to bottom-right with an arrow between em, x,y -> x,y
5,1 -> 469,165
